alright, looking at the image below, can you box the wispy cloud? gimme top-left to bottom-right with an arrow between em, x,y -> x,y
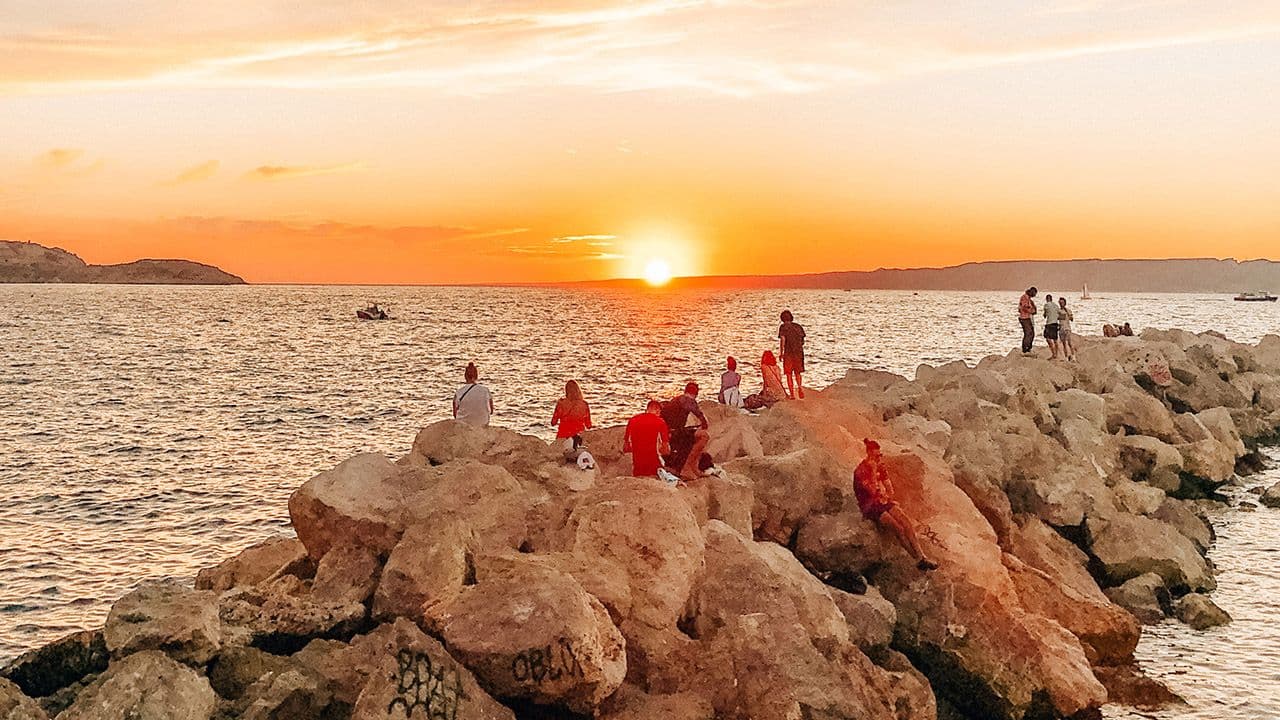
33,148 -> 104,177
161,160 -> 219,186
501,232 -> 623,261
36,148 -> 84,169
244,162 -> 363,181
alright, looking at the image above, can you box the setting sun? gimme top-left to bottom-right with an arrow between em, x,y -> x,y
643,259 -> 673,286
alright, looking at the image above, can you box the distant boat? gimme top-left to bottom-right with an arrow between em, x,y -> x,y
1234,292 -> 1277,302
357,303 -> 390,320
1081,284 -> 1091,300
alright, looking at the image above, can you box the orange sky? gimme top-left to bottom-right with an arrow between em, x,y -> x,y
2,1 -> 1279,284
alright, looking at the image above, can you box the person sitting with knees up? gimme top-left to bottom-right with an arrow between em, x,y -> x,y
854,439 -> 939,571
551,379 -> 592,461
661,382 -> 711,481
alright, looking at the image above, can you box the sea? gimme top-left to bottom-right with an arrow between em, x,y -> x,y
2,284 -> 1279,718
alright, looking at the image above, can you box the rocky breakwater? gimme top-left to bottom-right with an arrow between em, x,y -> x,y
5,329 -> 1280,720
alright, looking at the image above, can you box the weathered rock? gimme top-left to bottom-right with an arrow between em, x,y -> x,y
58,651 -> 216,720
104,581 -> 222,666
1152,498 -> 1214,554
207,646 -> 296,700
1103,573 -> 1172,624
404,420 -> 560,483
1196,407 -> 1246,455
691,521 -> 849,654
1175,593 -> 1232,630
288,453 -> 422,559
1260,481 -> 1280,508
1177,439 -> 1237,486
1050,388 -> 1106,429
311,543 -> 382,606
1118,435 -> 1184,493
438,559 -> 626,713
1087,512 -> 1214,592
703,409 -> 765,462
1112,479 -> 1167,516
1103,389 -> 1179,442
674,471 -> 754,536
0,630 -> 107,698
559,478 -> 705,629
830,585 -> 896,652
195,537 -> 310,593
0,679 -> 47,720
886,414 -> 952,455
233,669 -> 331,720
1093,664 -> 1186,711
598,685 -> 714,720
404,460 -> 532,553
219,574 -> 366,653
726,447 -> 853,543
372,521 -> 469,628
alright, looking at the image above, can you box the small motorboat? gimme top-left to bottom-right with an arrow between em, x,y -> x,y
1234,292 -> 1278,302
357,303 -> 390,320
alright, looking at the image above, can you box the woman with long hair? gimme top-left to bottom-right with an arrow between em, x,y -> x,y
745,351 -> 788,410
551,379 -> 593,460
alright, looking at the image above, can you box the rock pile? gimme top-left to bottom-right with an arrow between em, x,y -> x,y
5,329 -> 1280,719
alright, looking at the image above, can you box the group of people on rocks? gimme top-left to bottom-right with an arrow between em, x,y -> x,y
1018,286 -> 1080,360
449,308 -> 941,570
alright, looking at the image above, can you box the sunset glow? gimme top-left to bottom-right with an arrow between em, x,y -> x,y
2,1 -> 1279,284
643,259 -> 673,287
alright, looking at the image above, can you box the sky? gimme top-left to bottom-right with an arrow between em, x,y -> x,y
2,0 -> 1278,284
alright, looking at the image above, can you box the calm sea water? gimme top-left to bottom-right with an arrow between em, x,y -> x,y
2,285 -> 1278,716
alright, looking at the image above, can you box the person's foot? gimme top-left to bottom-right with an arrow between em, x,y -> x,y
917,558 -> 939,572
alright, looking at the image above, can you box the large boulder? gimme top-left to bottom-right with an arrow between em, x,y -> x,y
725,447 -> 853,543
404,460 -> 532,553
404,420 -> 560,483
1103,573 -> 1171,624
1118,435 -> 1184,493
219,574 -> 366,653
1152,498 -> 1214,554
557,478 -> 705,629
1086,513 -> 1214,592
57,651 -> 216,720
598,685 -> 715,720
372,521 -> 469,628
288,453 -> 424,559
437,559 -> 626,713
311,543 -> 382,606
690,522 -> 849,654
195,537 -> 310,593
1261,481 -> 1280,508
1050,388 -> 1106,429
1175,593 -> 1232,631
1103,389 -> 1179,442
104,581 -> 222,666
1177,439 -> 1237,487
0,679 -> 46,720
233,669 -> 331,720
830,586 -> 897,653
207,646 -> 296,701
0,630 -> 108,699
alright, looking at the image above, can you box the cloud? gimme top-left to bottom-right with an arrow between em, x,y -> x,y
36,148 -> 84,168
161,160 -> 219,186
244,162 -> 363,181
2,1 -> 1279,97
500,232 -> 623,261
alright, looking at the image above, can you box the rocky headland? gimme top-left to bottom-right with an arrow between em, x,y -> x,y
6,328 -> 1280,720
0,241 -> 245,284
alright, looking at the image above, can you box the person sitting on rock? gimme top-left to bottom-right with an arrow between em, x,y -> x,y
854,439 -> 939,572
1121,322 -> 1134,336
661,383 -> 711,481
719,356 -> 743,408
744,351 -> 787,410
1102,323 -> 1118,337
622,400 -> 670,477
452,362 -> 493,427
551,379 -> 593,461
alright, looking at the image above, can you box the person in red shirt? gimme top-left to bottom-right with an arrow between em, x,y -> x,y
854,439 -> 938,571
623,400 -> 671,477
551,380 -> 593,460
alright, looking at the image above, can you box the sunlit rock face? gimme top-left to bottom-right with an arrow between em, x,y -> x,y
14,330 -> 1280,720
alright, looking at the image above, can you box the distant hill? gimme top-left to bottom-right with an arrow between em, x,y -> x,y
578,258 -> 1280,293
0,241 -> 245,285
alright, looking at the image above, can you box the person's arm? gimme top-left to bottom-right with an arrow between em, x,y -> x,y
452,391 -> 459,418
659,423 -> 671,456
693,404 -> 709,430
584,405 -> 593,430
551,401 -> 562,427
622,420 -> 633,453
489,393 -> 494,416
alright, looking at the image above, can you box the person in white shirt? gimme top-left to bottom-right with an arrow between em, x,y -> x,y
453,362 -> 493,427
1042,293 -> 1062,360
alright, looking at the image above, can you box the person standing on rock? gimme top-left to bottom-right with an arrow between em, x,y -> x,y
778,310 -> 806,399
719,356 -> 743,408
854,439 -> 939,571
623,400 -> 670,477
661,382 -> 711,481
1043,293 -> 1062,359
1018,287 -> 1038,354
452,362 -> 493,427
551,380 -> 593,460
1057,296 -> 1076,361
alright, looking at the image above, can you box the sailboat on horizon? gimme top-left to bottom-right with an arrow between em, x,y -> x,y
1081,283 -> 1091,300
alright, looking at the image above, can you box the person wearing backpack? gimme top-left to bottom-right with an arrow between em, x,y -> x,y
662,382 -> 710,481
452,362 -> 493,427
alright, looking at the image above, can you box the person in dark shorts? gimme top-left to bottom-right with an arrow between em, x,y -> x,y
622,400 -> 670,477
778,310 -> 806,399
1018,287 -> 1038,354
661,383 -> 710,481
854,439 -> 938,571
1042,293 -> 1061,359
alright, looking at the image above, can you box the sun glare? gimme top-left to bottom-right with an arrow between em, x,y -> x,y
643,258 -> 672,286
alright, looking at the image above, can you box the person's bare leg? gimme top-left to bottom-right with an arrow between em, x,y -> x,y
879,506 -> 937,568
785,372 -> 796,400
680,429 -> 710,481
795,372 -> 805,399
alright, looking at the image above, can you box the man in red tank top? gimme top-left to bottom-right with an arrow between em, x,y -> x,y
854,439 -> 938,571
623,400 -> 671,477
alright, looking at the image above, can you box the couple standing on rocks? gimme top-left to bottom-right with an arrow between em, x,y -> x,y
1019,287 -> 1078,360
